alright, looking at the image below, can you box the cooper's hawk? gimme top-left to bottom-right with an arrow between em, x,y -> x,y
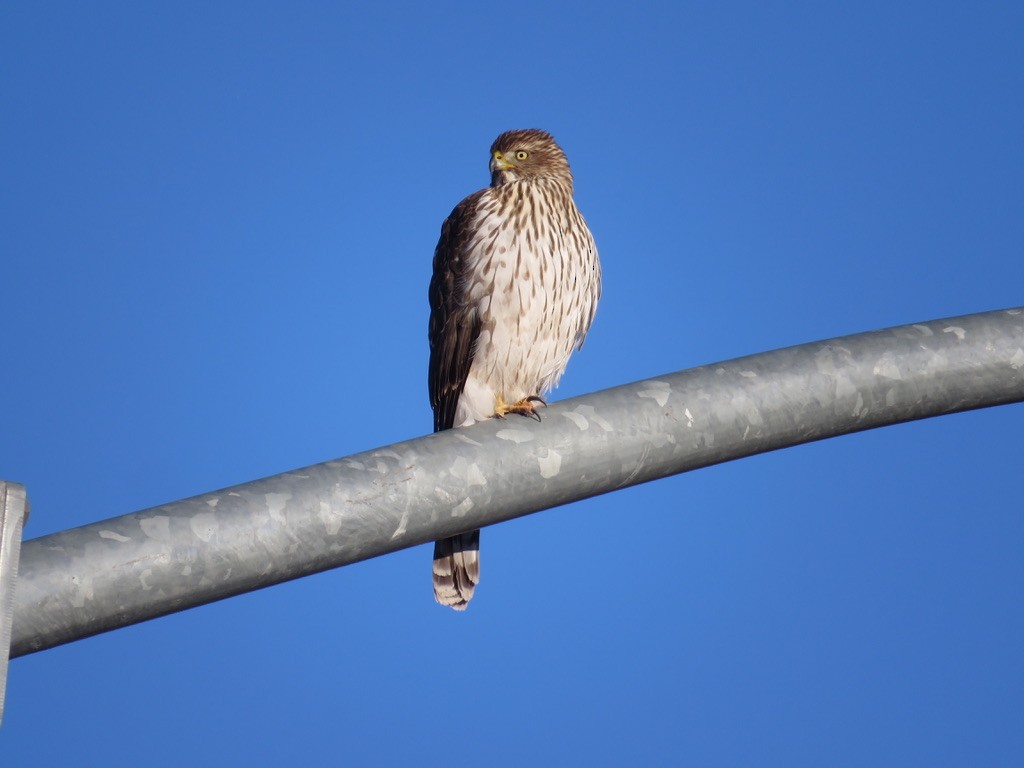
428,129 -> 601,610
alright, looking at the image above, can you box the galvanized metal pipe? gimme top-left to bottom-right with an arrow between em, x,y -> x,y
1,482 -> 28,723
11,308 -> 1024,657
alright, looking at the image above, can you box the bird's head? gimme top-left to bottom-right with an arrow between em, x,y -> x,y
489,129 -> 574,188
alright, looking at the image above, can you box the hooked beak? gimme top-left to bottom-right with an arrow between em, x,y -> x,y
490,150 -> 515,173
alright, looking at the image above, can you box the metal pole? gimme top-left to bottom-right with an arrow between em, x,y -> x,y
1,482 -> 29,724
10,307 -> 1024,658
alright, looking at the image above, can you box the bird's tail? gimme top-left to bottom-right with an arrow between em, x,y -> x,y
432,530 -> 480,610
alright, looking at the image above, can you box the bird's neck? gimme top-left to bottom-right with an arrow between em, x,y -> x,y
490,174 -> 575,192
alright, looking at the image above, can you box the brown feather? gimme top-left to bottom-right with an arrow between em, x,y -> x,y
428,191 -> 485,432
431,531 -> 479,610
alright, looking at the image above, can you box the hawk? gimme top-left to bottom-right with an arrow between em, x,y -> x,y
428,129 -> 601,610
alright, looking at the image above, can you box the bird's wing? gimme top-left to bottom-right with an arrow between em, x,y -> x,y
428,191 -> 485,432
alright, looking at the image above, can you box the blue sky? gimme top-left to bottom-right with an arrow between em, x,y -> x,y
2,2 -> 1022,765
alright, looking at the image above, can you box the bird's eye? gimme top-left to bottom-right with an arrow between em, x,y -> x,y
515,151 -> 529,161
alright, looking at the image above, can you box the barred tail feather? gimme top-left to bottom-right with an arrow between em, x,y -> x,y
432,530 -> 480,610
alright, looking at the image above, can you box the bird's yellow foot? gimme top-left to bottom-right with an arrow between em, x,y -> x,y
495,395 -> 546,422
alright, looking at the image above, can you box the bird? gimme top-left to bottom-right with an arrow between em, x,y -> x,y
428,129 -> 601,610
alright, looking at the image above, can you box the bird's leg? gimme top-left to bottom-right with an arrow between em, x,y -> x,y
494,394 -> 545,422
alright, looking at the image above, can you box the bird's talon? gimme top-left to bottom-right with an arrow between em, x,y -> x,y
494,397 -> 544,421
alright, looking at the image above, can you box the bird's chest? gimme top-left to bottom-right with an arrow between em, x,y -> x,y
462,213 -> 585,389
467,222 -> 574,339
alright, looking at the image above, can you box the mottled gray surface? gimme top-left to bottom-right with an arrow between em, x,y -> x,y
1,482 -> 29,722
10,308 -> 1024,657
